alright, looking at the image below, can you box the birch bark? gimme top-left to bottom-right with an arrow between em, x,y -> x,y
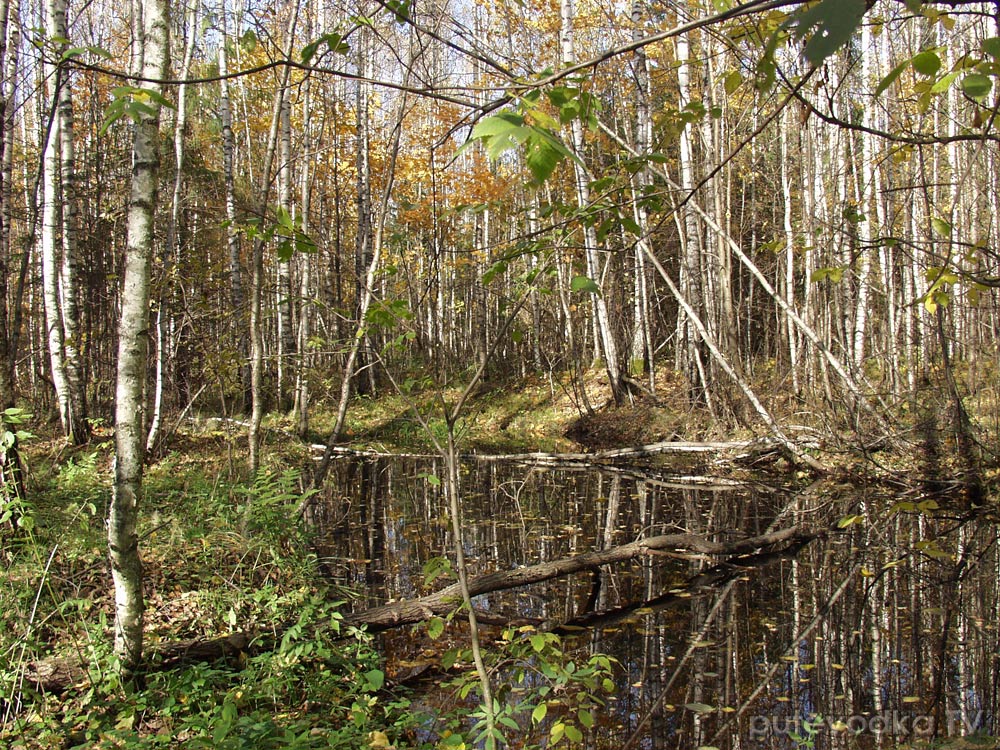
218,7 -> 247,412
0,0 -> 22,505
109,0 -> 169,669
147,1 -> 196,452
42,0 -> 87,443
559,0 -> 624,403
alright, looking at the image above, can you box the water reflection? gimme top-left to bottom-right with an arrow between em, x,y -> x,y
308,457 -> 998,749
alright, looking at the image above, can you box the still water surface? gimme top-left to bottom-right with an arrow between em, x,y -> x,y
309,456 -> 998,749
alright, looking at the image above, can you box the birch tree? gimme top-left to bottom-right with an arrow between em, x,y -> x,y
559,0 -> 625,404
41,0 -> 87,444
0,0 -> 22,507
109,0 -> 169,669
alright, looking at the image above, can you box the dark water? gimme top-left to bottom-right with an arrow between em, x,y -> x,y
308,456 -> 999,749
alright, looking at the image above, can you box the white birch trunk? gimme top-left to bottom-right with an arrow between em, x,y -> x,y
218,5 -> 246,411
780,106 -> 800,394
147,1 -> 196,452
109,0 -> 169,670
40,0 -> 72,440
276,81 -> 294,410
676,27 -> 706,397
559,0 -> 623,403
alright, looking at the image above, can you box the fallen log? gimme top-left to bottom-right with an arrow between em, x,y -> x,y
552,533 -> 815,634
22,631 -> 256,694
342,525 -> 816,631
21,525 -> 817,694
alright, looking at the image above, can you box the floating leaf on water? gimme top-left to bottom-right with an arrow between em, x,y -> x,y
685,702 -> 716,714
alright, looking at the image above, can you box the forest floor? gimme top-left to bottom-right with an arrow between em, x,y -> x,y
279,366 -> 770,456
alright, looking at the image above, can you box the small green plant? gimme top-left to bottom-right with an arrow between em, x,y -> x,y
788,713 -> 823,750
1,408 -> 33,533
239,468 -> 316,534
438,626 -> 617,748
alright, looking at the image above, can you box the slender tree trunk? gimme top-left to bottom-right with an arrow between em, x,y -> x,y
40,0 -> 73,441
109,0 -> 169,670
147,1 -> 196,452
316,46 -> 413,483
33,0 -> 87,444
629,0 -> 654,390
353,30 -> 373,397
780,106 -> 800,394
560,0 -> 624,404
218,6 -> 247,413
276,78 -> 294,411
248,8 -> 298,474
675,25 -> 707,403
0,0 -> 24,511
248,86 -> 286,474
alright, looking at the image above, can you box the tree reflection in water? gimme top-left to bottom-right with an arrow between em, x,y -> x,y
309,457 -> 996,750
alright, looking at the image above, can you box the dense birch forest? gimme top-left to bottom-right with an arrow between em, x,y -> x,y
3,0 -> 1000,745
1,0 -> 998,451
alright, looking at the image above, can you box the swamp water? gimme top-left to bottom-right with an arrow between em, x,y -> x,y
309,457 -> 999,749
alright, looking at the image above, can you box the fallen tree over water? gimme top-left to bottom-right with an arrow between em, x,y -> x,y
22,525 -> 820,693
342,525 -> 818,631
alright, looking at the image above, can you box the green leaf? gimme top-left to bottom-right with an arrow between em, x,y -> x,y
912,50 -> 942,76
441,648 -> 460,670
60,46 -> 91,61
240,29 -> 257,52
620,215 -> 642,237
532,703 -> 547,724
524,132 -> 563,184
578,709 -> 594,728
570,275 -> 600,295
427,617 -> 445,640
99,98 -> 128,135
983,37 -> 1000,60
550,722 -> 565,743
302,32 -> 351,63
471,111 -> 524,139
793,0 -> 867,67
810,266 -> 845,284
364,668 -> 385,691
723,69 -> 743,95
931,217 -> 952,237
564,724 -> 583,742
384,0 -> 410,23
482,260 -> 508,285
874,58 -> 909,97
961,73 -> 992,99
212,700 -> 236,743
929,71 -> 960,94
